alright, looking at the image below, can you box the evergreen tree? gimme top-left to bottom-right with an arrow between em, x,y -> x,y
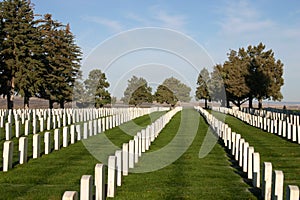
195,68 -> 211,109
122,76 -> 152,106
73,79 -> 89,108
84,69 -> 111,108
37,14 -> 82,108
0,0 -> 42,109
221,49 -> 250,109
162,77 -> 191,102
129,84 -> 152,106
122,76 -> 147,104
246,43 -> 284,109
154,84 -> 178,107
209,65 -> 227,106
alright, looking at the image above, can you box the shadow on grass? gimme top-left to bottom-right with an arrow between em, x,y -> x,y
219,140 -> 262,200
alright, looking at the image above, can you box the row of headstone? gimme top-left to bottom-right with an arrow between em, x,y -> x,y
212,107 -> 300,145
62,107 -> 182,200
195,106 -> 300,200
3,107 -> 166,172
0,107 -> 163,140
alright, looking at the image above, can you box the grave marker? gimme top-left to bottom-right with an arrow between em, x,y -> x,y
80,175 -> 93,200
19,137 -> 28,164
95,164 -> 105,200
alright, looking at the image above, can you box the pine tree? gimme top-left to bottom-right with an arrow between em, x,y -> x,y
129,84 -> 152,106
210,65 -> 227,106
122,76 -> 152,106
84,69 -> 111,108
195,68 -> 211,109
221,49 -> 250,109
0,0 -> 42,109
37,14 -> 82,108
154,84 -> 177,107
246,43 -> 284,109
162,77 -> 191,102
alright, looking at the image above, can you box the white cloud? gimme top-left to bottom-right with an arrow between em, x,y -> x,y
83,16 -> 123,33
126,8 -> 187,32
154,10 -> 187,31
217,0 -> 274,35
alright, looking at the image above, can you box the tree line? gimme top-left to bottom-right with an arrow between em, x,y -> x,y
196,43 -> 284,109
121,76 -> 191,107
0,0 -> 81,109
74,72 -> 192,108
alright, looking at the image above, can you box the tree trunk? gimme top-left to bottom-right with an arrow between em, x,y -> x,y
248,96 -> 253,109
60,100 -> 64,108
49,99 -> 53,109
24,95 -> 30,109
258,99 -> 263,110
7,77 -> 15,109
238,99 -> 241,111
204,99 -> 207,109
226,99 -> 230,108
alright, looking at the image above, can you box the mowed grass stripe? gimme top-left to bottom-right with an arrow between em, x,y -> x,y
113,108 -> 257,199
212,111 -> 300,187
0,111 -> 165,200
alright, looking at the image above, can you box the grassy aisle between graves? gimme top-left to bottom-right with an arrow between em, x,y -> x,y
0,111 -> 166,200
212,111 -> 300,191
112,108 -> 257,200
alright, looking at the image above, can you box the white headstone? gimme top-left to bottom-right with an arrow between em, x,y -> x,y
252,152 -> 260,188
32,119 -> 37,134
272,170 -> 284,200
231,132 -> 236,155
134,135 -> 139,163
129,140 -> 135,168
24,120 -> 29,136
54,129 -> 60,150
47,117 -> 51,130
145,127 -> 150,151
93,120 -> 97,135
76,125 -> 81,141
247,146 -> 254,179
263,162 -> 272,200
95,163 -> 105,200
3,141 -> 14,172
141,130 -> 146,153
44,132 -> 51,154
97,119 -> 102,134
235,134 -> 241,160
39,118 -> 44,132
88,121 -> 93,136
62,191 -> 78,200
80,175 -> 93,200
83,122 -> 88,139
70,125 -> 75,144
292,125 -> 297,142
33,134 -> 41,159
63,127 -> 69,147
239,138 -> 245,167
5,122 -> 12,140
115,150 -> 122,187
102,118 -> 106,132
107,155 -> 117,198
286,185 -> 299,200
243,142 -> 249,172
19,137 -> 28,164
122,143 -> 129,176
15,121 -> 20,138
137,132 -> 142,157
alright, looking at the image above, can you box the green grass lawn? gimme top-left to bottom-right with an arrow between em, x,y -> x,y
112,108 -> 257,199
212,111 -> 300,193
0,111 -> 165,200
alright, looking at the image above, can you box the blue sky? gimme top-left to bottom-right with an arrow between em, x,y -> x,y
31,0 -> 300,102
